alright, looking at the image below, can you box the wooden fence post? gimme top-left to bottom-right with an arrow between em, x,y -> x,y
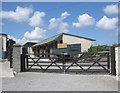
110,47 -> 116,75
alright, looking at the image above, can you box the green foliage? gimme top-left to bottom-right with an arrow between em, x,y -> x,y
112,43 -> 120,47
88,45 -> 111,53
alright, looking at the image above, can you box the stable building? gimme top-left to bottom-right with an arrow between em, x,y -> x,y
32,33 -> 95,54
23,42 -> 37,54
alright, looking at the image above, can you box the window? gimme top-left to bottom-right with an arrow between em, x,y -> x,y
60,40 -> 63,43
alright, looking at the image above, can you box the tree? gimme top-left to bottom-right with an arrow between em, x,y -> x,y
88,45 -> 111,53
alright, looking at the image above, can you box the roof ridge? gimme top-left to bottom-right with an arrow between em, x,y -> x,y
37,33 -> 62,43
32,33 -> 95,47
62,33 -> 95,41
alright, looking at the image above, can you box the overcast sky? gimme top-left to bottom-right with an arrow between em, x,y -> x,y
1,2 -> 118,45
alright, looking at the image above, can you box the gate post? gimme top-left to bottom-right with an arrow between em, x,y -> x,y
9,47 -> 13,68
12,44 -> 22,73
21,47 -> 26,72
26,54 -> 29,69
110,47 -> 116,75
107,53 -> 110,69
22,47 -> 28,70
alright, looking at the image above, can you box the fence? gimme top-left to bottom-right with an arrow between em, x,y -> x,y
12,44 -> 117,75
21,49 -> 112,74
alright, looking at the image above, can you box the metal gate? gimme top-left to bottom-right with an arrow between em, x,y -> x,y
21,50 -> 113,74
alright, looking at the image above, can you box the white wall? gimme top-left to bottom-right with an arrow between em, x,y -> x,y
27,47 -> 36,58
0,39 -> 2,59
115,47 -> 120,81
63,34 -> 93,52
0,35 -> 7,51
28,47 -> 34,54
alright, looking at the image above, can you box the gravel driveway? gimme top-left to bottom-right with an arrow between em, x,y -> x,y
2,72 -> 118,91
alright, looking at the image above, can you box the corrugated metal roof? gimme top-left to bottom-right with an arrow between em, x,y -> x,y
32,33 -> 62,47
32,33 -> 95,47
24,42 -> 37,47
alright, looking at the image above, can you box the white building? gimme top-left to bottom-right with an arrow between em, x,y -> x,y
0,34 -> 7,59
62,33 -> 95,52
32,33 -> 95,54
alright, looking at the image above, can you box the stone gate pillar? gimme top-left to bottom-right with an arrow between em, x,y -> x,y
12,44 -> 22,73
115,47 -> 120,92
115,47 -> 120,81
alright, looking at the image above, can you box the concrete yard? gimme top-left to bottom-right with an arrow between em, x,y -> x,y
0,62 -> 14,78
1,61 -> 118,91
2,72 -> 118,91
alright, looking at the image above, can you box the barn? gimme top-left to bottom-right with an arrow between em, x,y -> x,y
32,33 -> 95,54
